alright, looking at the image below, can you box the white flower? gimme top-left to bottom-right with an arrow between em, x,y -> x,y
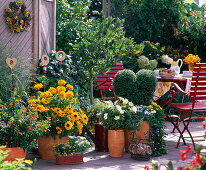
116,105 -> 121,111
118,97 -> 124,101
105,101 -> 113,108
131,106 -> 137,113
161,54 -> 173,65
96,112 -> 101,116
104,113 -> 108,120
123,99 -> 129,105
128,102 -> 134,107
114,116 -> 120,120
150,109 -> 156,114
119,110 -> 125,114
144,110 -> 150,115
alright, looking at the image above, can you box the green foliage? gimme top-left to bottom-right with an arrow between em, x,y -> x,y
53,136 -> 90,156
114,69 -> 157,106
176,6 -> 206,61
137,55 -> 158,70
0,92 -> 49,150
134,69 -> 157,106
88,0 -> 102,19
56,0 -> 91,52
113,69 -> 136,101
111,0 -> 183,46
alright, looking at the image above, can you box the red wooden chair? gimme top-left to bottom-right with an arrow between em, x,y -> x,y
94,62 -> 124,101
169,63 -> 206,151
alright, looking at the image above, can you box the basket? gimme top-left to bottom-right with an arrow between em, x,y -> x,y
131,153 -> 150,161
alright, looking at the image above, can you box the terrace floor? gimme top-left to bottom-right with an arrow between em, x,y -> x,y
33,121 -> 206,170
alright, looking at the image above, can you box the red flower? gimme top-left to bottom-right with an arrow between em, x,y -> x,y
196,154 -> 202,162
43,129 -> 46,132
177,167 -> 183,170
190,156 -> 201,168
187,145 -> 192,154
185,168 -> 191,170
202,121 -> 206,129
27,126 -> 32,130
144,165 -> 150,170
180,150 -> 188,161
17,130 -> 20,132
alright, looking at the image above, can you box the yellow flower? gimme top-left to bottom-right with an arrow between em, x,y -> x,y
66,91 -> 73,98
45,91 -> 52,97
65,106 -> 73,114
60,91 -> 66,99
41,99 -> 50,105
148,105 -> 153,109
48,87 -> 56,94
71,112 -> 80,121
34,84 -> 43,90
81,114 -> 88,124
58,80 -> 67,86
66,84 -> 73,90
25,11 -> 30,17
24,160 -> 33,165
52,107 -> 62,114
65,121 -> 73,130
14,16 -> 18,20
56,126 -> 62,134
57,86 -> 66,93
76,121 -> 83,134
6,17 -> 10,22
73,98 -> 77,103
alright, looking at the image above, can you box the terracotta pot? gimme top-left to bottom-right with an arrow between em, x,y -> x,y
108,129 -> 125,157
56,154 -> 83,165
125,121 -> 150,153
1,147 -> 26,162
38,134 -> 68,160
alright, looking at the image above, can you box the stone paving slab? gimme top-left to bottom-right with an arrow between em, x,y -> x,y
34,121 -> 206,170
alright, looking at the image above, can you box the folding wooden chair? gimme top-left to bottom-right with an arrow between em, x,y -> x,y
169,63 -> 206,151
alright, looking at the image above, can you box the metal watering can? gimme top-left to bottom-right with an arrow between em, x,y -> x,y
170,59 -> 183,74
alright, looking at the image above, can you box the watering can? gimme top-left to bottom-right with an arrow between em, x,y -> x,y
83,119 -> 108,152
170,59 -> 183,74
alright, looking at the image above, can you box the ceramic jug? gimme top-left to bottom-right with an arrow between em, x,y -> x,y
170,59 -> 183,74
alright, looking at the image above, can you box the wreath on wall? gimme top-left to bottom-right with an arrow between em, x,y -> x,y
5,1 -> 32,33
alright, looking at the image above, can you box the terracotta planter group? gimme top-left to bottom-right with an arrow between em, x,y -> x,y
56,154 -> 83,165
38,134 -> 68,160
1,147 -> 26,162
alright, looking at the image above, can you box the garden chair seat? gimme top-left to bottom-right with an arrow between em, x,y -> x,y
169,63 -> 206,151
95,62 -> 124,101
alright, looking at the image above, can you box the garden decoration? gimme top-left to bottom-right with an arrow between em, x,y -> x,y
53,136 -> 90,165
41,55 -> 49,74
56,50 -> 66,79
5,1 -> 32,33
183,54 -> 201,72
31,80 -> 88,160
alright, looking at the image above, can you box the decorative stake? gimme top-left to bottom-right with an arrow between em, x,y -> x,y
41,55 -> 49,74
6,58 -> 17,70
56,49 -> 66,64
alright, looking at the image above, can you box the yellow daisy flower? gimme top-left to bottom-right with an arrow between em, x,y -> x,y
56,126 -> 62,134
34,83 -> 43,90
66,84 -> 73,90
58,80 -> 67,86
65,121 -> 73,130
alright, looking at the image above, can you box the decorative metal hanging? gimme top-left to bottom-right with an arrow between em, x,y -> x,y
41,55 -> 49,74
56,49 -> 66,65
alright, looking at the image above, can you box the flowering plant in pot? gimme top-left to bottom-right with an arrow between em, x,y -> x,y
0,92 -> 49,161
100,98 -> 139,157
29,80 -> 88,160
53,136 -> 90,165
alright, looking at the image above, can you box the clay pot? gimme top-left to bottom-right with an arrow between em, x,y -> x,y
56,154 -> 83,165
38,134 -> 68,160
2,147 -> 26,162
108,129 -> 125,157
125,121 -> 150,153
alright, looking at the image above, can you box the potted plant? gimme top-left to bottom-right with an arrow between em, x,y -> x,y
0,92 -> 49,161
100,99 -> 138,157
29,79 -> 88,160
53,136 -> 90,165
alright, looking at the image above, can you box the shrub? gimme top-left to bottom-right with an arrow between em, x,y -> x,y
134,69 -> 157,106
113,69 -> 157,106
113,69 -> 136,102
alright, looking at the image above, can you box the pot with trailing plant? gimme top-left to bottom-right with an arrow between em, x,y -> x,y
29,79 -> 88,160
0,91 -> 49,162
53,136 -> 90,165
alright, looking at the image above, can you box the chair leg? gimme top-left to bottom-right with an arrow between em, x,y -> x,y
171,117 -> 181,133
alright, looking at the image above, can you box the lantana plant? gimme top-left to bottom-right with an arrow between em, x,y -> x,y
29,80 -> 88,138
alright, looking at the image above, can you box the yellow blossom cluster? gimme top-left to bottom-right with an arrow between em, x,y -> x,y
183,54 -> 201,64
29,79 -> 88,136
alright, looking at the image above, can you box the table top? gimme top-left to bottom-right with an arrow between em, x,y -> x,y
157,74 -> 190,83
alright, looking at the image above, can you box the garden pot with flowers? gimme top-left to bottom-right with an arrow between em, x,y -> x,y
30,80 -> 88,160
53,136 -> 90,165
183,54 -> 201,72
100,99 -> 137,157
0,91 -> 49,162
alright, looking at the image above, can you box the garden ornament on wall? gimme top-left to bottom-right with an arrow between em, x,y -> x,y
5,1 -> 32,33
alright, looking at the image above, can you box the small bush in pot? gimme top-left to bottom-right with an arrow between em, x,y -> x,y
53,136 -> 90,165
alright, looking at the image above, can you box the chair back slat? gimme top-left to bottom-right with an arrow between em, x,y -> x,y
189,63 -> 206,101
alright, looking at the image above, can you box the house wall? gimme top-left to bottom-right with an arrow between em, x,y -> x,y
0,0 -> 56,73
